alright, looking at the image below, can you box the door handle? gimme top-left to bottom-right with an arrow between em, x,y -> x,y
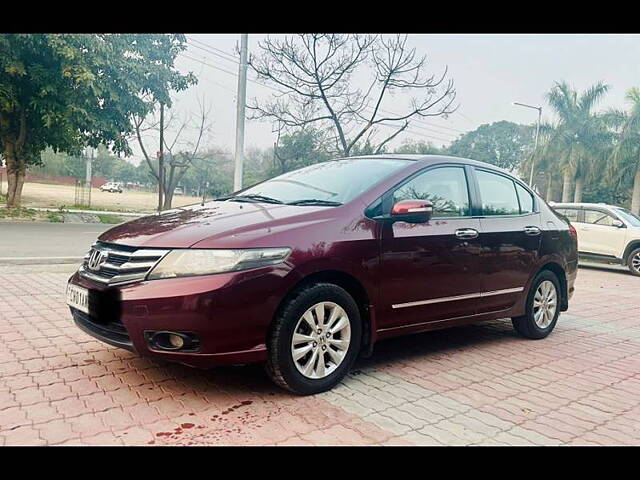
524,226 -> 541,236
455,228 -> 479,239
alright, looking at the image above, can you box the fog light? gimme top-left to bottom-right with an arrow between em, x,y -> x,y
168,334 -> 184,349
144,331 -> 200,352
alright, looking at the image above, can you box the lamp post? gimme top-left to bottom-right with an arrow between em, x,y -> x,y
512,102 -> 542,187
233,34 -> 248,192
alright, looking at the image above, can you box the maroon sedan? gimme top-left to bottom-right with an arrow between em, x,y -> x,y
67,155 -> 578,395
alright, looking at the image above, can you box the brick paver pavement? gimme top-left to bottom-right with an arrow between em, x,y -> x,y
1,263 -> 639,445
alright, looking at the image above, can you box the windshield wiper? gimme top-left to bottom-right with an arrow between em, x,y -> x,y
225,194 -> 284,204
287,199 -> 343,207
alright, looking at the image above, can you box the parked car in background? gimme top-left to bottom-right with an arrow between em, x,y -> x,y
551,202 -> 640,276
100,182 -> 123,193
67,155 -> 578,395
174,186 -> 184,195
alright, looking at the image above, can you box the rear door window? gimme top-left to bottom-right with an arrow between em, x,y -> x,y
476,170 -> 520,216
557,208 -> 579,222
515,183 -> 534,214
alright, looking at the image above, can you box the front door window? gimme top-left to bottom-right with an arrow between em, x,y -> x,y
393,166 -> 470,218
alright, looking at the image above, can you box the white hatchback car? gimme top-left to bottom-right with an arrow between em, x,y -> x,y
551,202 -> 640,276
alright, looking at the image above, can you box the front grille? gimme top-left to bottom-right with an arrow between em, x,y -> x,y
79,241 -> 169,286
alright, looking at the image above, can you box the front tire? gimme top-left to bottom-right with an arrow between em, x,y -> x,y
627,248 -> 640,277
512,270 -> 561,339
265,283 -> 362,395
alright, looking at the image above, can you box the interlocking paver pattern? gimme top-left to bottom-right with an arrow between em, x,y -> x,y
1,263 -> 639,445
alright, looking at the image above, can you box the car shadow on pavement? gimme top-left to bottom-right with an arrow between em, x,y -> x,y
146,318 -> 520,397
354,319 -> 517,371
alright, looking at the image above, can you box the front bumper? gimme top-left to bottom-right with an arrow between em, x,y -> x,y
68,263 -> 296,367
71,308 -> 135,352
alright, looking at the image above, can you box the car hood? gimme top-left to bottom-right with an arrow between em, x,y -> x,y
98,201 -> 335,249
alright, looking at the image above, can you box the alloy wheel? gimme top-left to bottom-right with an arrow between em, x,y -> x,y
533,280 -> 557,329
290,301 -> 351,379
632,252 -> 640,273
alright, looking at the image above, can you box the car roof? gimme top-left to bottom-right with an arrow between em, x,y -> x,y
551,202 -> 619,209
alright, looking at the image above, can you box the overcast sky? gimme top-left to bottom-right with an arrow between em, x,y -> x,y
135,34 -> 640,163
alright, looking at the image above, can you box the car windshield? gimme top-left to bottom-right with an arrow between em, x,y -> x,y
612,207 -> 640,227
228,158 -> 412,205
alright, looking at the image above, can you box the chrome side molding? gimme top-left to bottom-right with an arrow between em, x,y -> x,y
392,287 -> 524,309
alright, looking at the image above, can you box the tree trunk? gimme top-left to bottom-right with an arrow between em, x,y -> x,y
162,189 -> 174,210
162,168 -> 180,210
4,147 -> 27,209
631,166 -> 640,215
545,174 -> 554,202
162,177 -> 174,210
561,170 -> 573,203
573,176 -> 584,203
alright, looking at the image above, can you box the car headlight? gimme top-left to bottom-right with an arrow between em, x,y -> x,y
147,247 -> 292,280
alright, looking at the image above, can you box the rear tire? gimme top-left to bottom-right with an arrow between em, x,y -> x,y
512,270 -> 561,339
265,283 -> 361,395
627,248 -> 640,277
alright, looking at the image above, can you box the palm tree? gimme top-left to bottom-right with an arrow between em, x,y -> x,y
608,87 -> 640,214
545,81 -> 610,202
519,123 -> 558,201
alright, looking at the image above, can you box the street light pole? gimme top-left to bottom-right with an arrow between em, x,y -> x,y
233,34 -> 248,192
512,102 -> 542,187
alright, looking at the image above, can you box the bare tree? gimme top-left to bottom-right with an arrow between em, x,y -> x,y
248,34 -> 457,156
133,98 -> 212,210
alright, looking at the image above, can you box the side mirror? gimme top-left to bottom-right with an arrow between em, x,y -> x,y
612,219 -> 625,228
390,199 -> 433,224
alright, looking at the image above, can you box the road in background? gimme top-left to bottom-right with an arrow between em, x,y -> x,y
0,222 -> 111,263
0,180 -> 200,212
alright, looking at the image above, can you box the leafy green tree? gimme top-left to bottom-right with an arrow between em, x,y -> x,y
0,34 -> 195,207
272,128 -> 331,175
348,138 -> 380,157
30,144 -> 148,184
545,81 -> 610,202
608,87 -> 640,214
393,139 -> 445,155
243,146 -> 273,187
581,179 -> 629,206
92,144 -> 118,180
510,121 -> 568,201
32,148 -> 85,178
179,147 -> 234,199
446,120 -> 533,172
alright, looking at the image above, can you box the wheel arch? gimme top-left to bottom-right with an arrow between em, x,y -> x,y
537,261 -> 568,311
270,269 -> 374,354
623,240 -> 640,264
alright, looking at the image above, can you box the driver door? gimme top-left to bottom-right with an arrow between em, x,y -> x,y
378,165 -> 483,330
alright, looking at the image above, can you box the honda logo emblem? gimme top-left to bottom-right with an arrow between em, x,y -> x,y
87,249 -> 108,271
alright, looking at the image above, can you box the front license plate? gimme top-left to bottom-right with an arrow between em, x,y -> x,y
66,283 -> 89,315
